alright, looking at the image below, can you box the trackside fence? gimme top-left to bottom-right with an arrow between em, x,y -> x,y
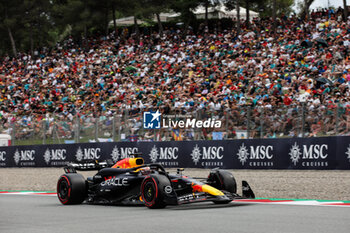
3,104 -> 350,146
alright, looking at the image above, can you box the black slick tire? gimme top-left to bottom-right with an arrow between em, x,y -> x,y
57,173 -> 86,205
141,175 -> 169,209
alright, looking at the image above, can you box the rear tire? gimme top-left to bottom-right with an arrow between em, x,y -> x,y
141,175 -> 169,209
57,173 -> 86,205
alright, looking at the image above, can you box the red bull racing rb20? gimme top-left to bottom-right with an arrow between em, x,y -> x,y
57,156 -> 255,208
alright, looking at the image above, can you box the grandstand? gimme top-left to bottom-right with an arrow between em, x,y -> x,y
1,7 -> 350,144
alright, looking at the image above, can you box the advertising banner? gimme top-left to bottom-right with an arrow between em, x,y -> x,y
1,136 -> 350,169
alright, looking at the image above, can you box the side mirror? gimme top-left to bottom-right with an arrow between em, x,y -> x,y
177,168 -> 184,175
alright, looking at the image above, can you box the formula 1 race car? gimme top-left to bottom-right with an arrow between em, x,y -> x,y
57,156 -> 255,208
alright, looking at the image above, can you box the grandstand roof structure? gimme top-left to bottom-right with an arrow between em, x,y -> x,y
193,4 -> 259,19
111,5 -> 258,26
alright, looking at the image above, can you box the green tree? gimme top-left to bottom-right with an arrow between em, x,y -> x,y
0,0 -> 21,56
21,0 -> 54,55
52,0 -> 110,42
0,0 -> 55,56
170,0 -> 201,36
343,0 -> 348,21
110,0 -> 124,36
197,0 -> 220,27
140,0 -> 172,36
224,0 -> 241,35
299,0 -> 315,20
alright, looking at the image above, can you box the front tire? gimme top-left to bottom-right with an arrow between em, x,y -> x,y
208,169 -> 237,193
208,169 -> 237,204
57,173 -> 86,205
141,175 -> 169,209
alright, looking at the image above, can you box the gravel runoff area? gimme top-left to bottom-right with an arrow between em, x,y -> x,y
0,168 -> 349,201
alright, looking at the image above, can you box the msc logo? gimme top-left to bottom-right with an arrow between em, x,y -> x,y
237,143 -> 274,166
44,148 -> 67,165
75,147 -> 101,161
191,144 -> 224,166
0,151 -> 6,161
149,145 -> 178,163
110,146 -> 139,162
143,110 -> 161,129
346,145 -> 350,163
13,149 -> 35,165
289,142 -> 328,167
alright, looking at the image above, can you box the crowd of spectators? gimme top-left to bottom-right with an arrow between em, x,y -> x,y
1,7 -> 350,142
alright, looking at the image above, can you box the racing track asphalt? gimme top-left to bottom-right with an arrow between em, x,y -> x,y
0,195 -> 349,233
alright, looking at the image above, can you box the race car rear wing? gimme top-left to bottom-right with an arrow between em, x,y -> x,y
64,160 -> 114,173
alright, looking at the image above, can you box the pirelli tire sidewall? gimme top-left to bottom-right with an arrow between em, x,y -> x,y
141,174 -> 172,209
57,173 -> 87,205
